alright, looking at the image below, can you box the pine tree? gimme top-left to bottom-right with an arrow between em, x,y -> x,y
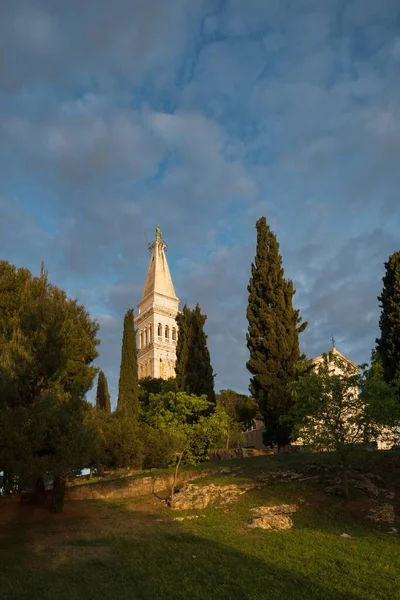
117,309 -> 139,421
246,216 -> 307,447
95,370 -> 111,412
376,250 -> 400,390
175,304 -> 216,403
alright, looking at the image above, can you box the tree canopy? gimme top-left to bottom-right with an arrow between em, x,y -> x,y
96,370 -> 111,412
376,250 -> 400,392
246,217 -> 307,447
288,352 -> 400,497
175,304 -> 215,404
117,309 -> 140,421
0,261 -> 99,511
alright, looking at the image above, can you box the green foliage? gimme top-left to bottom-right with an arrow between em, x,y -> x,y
175,304 -> 216,404
138,376 -> 177,409
0,261 -> 99,509
217,389 -> 257,429
141,424 -> 184,469
2,451 -> 400,600
96,370 -> 111,412
117,309 -> 139,421
143,391 -> 228,466
288,352 -> 400,495
175,305 -> 192,393
216,389 -> 258,447
376,250 -> 400,390
246,217 -> 307,446
88,409 -> 142,470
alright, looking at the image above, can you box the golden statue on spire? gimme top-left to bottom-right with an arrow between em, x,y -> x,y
155,224 -> 163,243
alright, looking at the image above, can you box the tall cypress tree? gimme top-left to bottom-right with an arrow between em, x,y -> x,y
246,216 -> 306,446
175,304 -> 215,403
376,250 -> 400,390
175,305 -> 192,394
95,370 -> 111,412
117,309 -> 139,421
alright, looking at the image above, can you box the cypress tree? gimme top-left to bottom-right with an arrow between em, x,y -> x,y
376,250 -> 400,390
246,216 -> 307,447
117,309 -> 139,421
175,304 -> 216,403
175,305 -> 193,394
95,370 -> 111,412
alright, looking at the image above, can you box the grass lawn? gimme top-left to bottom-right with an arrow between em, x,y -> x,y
1,452 -> 399,600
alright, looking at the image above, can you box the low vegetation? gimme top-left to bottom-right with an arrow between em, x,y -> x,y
1,451 -> 400,600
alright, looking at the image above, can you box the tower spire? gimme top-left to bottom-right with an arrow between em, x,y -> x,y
135,225 -> 180,380
141,226 -> 177,301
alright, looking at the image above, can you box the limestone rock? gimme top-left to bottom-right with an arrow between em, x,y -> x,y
248,504 -> 298,530
170,483 -> 252,510
367,504 -> 396,524
384,491 -> 396,500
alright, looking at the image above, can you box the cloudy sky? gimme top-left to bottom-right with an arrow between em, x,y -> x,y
1,0 -> 400,404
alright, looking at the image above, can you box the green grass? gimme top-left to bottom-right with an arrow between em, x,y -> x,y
1,451 -> 399,600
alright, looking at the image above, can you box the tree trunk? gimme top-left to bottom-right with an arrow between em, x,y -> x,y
32,477 -> 47,505
225,432 -> 230,449
50,475 -> 66,513
2,471 -> 11,496
170,452 -> 183,506
342,455 -> 349,499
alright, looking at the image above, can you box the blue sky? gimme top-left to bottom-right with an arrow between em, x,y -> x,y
1,0 -> 400,405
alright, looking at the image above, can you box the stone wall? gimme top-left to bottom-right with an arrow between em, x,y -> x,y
208,448 -> 270,461
65,467 -> 229,501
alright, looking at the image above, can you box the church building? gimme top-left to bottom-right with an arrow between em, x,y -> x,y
135,226 -> 179,379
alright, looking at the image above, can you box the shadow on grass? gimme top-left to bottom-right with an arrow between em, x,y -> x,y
0,498 -> 368,600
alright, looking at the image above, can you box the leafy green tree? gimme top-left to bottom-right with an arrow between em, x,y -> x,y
0,261 -> 99,511
117,309 -> 139,421
216,389 -> 258,448
143,391 -> 229,502
288,352 -> 400,498
376,250 -> 400,393
246,216 -> 307,447
138,377 -> 177,409
88,409 -> 143,472
95,370 -> 111,412
140,424 -> 184,469
175,304 -> 215,404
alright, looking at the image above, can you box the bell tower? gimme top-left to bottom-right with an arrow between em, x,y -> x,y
135,226 -> 179,379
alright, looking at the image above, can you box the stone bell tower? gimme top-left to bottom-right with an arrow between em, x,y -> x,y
135,226 -> 179,379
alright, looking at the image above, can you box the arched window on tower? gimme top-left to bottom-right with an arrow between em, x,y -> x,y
172,327 -> 176,343
140,331 -> 143,349
148,324 -> 152,343
158,323 -> 162,339
165,325 -> 169,342
144,327 -> 148,346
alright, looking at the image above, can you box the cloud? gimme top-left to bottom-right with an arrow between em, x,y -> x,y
1,0 -> 400,402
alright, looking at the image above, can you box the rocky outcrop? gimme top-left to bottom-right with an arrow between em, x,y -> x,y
367,504 -> 396,524
248,504 -> 298,530
323,471 -> 389,498
208,448 -> 270,461
66,467 -> 233,501
170,483 -> 253,510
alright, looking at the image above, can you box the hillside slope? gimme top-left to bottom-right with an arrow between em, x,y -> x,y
1,451 -> 399,600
